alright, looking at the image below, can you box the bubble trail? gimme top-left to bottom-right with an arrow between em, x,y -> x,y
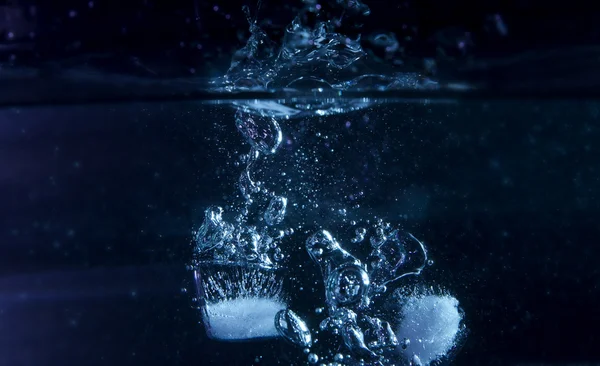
235,108 -> 282,155
307,230 -> 399,360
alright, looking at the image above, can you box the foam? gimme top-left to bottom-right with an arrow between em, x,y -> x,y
395,295 -> 462,365
203,297 -> 286,340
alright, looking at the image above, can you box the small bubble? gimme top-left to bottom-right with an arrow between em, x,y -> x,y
315,307 -> 324,314
308,353 -> 319,364
427,259 -> 434,266
273,248 -> 284,261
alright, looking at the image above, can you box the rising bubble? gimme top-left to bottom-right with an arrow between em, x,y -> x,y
264,196 -> 288,226
235,109 -> 282,155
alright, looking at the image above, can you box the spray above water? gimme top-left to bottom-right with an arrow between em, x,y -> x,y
212,0 -> 442,119
192,1 -> 465,364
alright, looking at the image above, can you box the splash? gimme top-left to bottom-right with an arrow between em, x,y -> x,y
213,0 -> 439,120
208,0 -> 448,119
191,1 -> 466,363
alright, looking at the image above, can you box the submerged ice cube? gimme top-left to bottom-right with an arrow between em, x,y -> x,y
205,297 -> 286,341
395,295 -> 463,365
205,297 -> 286,340
195,264 -> 288,341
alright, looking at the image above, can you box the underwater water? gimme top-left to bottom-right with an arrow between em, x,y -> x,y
1,0 -> 600,364
0,97 -> 599,365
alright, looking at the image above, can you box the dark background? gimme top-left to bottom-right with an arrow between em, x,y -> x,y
1,1 -> 600,365
2,0 -> 600,83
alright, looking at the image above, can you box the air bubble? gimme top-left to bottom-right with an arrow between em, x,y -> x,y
274,248 -> 285,261
264,196 -> 288,225
275,309 -> 312,348
235,109 -> 282,155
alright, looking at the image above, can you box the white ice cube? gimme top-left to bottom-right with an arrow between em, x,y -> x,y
395,294 -> 462,365
203,297 -> 286,340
